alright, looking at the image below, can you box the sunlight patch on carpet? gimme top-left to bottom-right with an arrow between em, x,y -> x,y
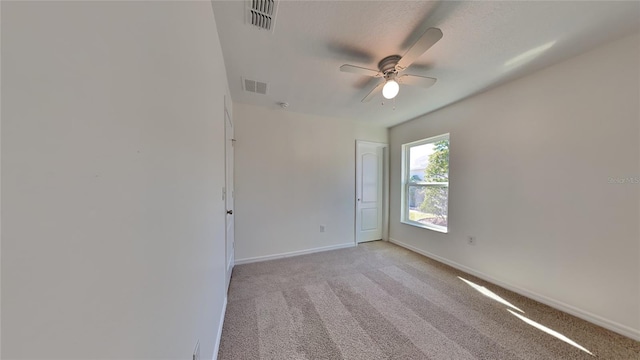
458,277 -> 524,313
508,309 -> 594,356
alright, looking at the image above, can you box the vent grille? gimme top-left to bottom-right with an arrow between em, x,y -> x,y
243,78 -> 268,95
246,0 -> 278,31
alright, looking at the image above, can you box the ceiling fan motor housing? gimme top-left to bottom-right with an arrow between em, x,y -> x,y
378,55 -> 401,76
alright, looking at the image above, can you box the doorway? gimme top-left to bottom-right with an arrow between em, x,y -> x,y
355,141 -> 388,243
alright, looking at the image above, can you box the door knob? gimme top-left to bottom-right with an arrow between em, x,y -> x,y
227,210 -> 233,215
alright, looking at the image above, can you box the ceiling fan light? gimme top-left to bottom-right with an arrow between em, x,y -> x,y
382,79 -> 399,99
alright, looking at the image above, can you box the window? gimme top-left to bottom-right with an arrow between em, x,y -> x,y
401,134 -> 449,233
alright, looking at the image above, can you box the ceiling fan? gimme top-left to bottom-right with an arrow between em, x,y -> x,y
340,27 -> 443,102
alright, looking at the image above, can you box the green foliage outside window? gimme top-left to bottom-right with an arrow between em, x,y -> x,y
419,140 -> 449,225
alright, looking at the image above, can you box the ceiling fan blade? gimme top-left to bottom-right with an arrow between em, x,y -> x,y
340,64 -> 382,77
398,74 -> 437,88
327,43 -> 375,63
362,80 -> 385,102
396,27 -> 443,71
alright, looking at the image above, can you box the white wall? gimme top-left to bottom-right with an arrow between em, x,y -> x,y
2,2 -> 230,359
233,103 -> 387,262
389,33 -> 640,339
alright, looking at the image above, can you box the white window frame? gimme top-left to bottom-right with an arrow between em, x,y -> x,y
401,133 -> 450,233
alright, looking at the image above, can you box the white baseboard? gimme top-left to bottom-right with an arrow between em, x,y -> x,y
388,238 -> 640,341
235,242 -> 356,265
212,296 -> 227,360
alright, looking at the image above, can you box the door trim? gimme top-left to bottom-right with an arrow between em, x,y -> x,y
223,97 -> 234,291
355,140 -> 389,245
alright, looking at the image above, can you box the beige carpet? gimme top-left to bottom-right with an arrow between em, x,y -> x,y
218,241 -> 639,359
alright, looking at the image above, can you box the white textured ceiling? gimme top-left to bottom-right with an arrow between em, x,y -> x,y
212,1 -> 640,127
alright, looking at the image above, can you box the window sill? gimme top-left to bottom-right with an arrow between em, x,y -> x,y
401,219 -> 448,233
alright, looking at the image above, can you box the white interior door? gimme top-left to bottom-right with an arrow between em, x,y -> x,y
356,141 -> 385,243
224,106 -> 234,290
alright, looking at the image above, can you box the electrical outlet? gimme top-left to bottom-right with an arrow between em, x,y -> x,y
467,236 -> 476,246
193,340 -> 200,360
320,225 -> 326,233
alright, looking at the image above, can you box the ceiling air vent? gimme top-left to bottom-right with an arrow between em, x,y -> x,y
246,0 -> 278,31
243,78 -> 268,95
